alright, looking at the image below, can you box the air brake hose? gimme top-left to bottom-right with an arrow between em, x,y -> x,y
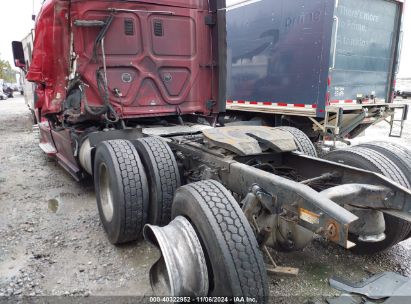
78,74 -> 120,123
78,71 -> 111,116
104,104 -> 120,124
97,70 -> 119,123
66,78 -> 107,116
82,85 -> 108,117
93,14 -> 114,61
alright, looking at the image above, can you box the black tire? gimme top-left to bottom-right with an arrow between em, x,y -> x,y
135,137 -> 181,226
276,126 -> 317,157
172,180 -> 268,301
357,141 -> 411,240
357,142 -> 411,186
94,140 -> 149,244
325,146 -> 411,254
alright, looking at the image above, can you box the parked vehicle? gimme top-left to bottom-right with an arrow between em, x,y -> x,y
12,0 -> 411,299
13,32 -> 36,122
2,83 -> 14,98
226,0 -> 408,141
0,92 -> 7,100
0,79 -> 6,100
396,90 -> 411,99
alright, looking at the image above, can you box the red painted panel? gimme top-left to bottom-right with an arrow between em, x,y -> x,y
71,0 -> 208,10
151,16 -> 196,56
159,68 -> 190,96
71,0 -> 216,118
83,12 -> 143,56
106,67 -> 140,97
26,0 -> 70,115
27,0 -> 216,119
134,79 -> 167,107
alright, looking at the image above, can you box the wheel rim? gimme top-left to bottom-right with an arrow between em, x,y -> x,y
99,163 -> 114,222
144,216 -> 209,296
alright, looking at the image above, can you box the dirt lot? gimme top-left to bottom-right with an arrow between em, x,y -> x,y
0,96 -> 411,302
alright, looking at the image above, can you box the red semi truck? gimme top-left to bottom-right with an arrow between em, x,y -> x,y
12,0 -> 411,299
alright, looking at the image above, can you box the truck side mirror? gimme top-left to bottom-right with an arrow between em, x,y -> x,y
12,41 -> 26,69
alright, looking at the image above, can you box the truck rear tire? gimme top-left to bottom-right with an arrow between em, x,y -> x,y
356,141 -> 411,240
276,126 -> 317,157
172,180 -> 268,301
357,142 -> 411,185
94,140 -> 149,244
135,137 -> 181,226
325,146 -> 411,254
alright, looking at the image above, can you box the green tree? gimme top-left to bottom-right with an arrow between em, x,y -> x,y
0,54 -> 17,83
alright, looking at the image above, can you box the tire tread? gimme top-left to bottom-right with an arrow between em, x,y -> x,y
277,126 -> 317,157
136,137 -> 180,225
185,180 -> 268,300
105,140 -> 147,243
325,146 -> 411,252
358,142 -> 411,184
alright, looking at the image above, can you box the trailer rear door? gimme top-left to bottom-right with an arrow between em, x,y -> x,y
329,0 -> 401,103
226,0 -> 335,117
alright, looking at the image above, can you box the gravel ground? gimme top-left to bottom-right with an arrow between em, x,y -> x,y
0,96 -> 410,302
0,97 -> 156,301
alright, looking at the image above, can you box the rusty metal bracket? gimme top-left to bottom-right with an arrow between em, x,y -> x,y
251,217 -> 299,277
223,163 -> 359,249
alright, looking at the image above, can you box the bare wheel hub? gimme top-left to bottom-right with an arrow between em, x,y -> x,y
144,216 -> 209,296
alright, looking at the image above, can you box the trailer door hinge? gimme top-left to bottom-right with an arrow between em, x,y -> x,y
204,15 -> 216,26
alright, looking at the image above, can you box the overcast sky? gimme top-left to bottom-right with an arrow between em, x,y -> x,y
0,0 -> 410,77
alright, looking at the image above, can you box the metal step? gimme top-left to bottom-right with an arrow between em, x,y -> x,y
39,142 -> 57,155
389,106 -> 408,138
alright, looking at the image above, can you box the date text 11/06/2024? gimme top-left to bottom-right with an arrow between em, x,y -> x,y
149,297 -> 258,303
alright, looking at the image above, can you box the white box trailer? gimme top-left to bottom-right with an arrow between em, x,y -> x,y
20,31 -> 36,119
